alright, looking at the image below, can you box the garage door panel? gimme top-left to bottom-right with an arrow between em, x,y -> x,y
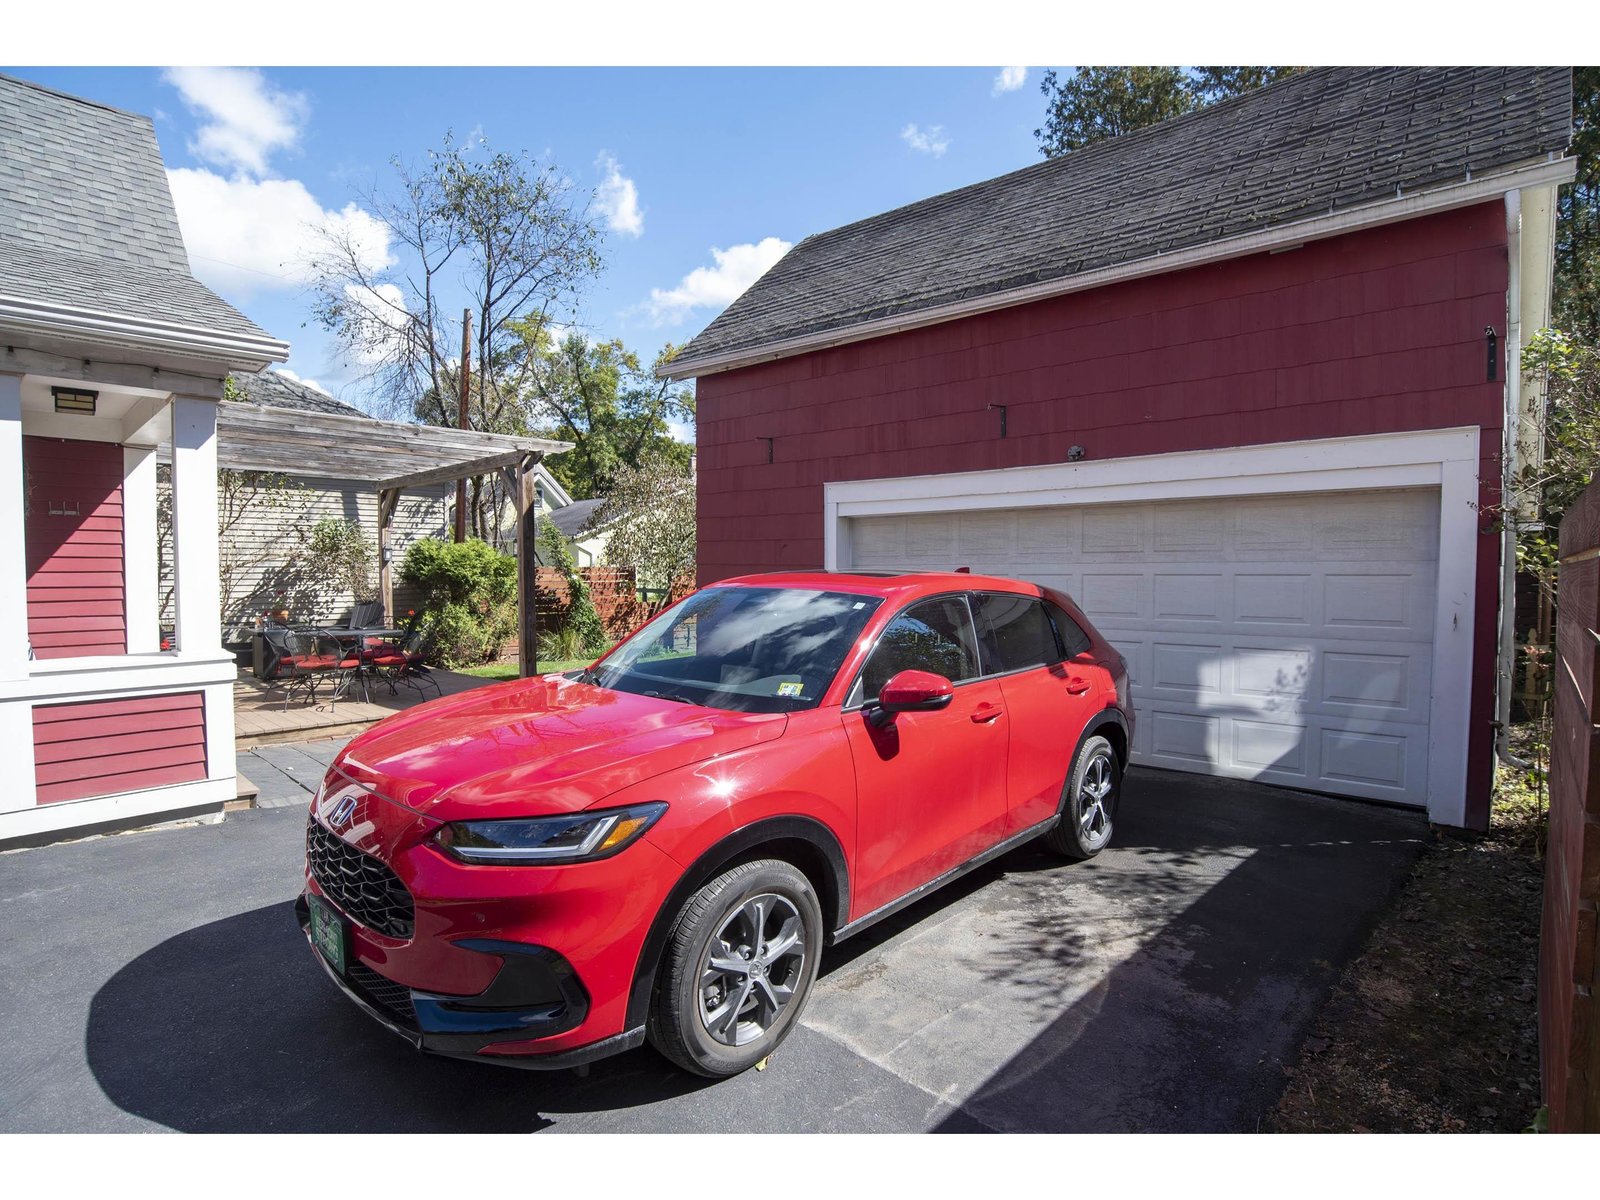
1233,573 -> 1313,625
847,487 -> 1440,808
1079,573 -> 1145,620
1152,573 -> 1225,621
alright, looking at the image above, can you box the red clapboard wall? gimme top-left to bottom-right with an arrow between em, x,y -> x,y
32,692 -> 209,804
23,435 -> 127,659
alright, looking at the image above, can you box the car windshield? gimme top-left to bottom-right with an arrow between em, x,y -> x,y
588,587 -> 883,714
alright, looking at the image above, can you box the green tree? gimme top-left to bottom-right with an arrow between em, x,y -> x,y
308,132 -> 604,539
593,454 -> 696,591
516,324 -> 694,499
1512,328 -> 1600,588
1554,67 -> 1600,344
1036,66 -> 1301,157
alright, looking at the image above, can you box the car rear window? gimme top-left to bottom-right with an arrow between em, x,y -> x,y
973,593 -> 1062,675
1045,600 -> 1093,658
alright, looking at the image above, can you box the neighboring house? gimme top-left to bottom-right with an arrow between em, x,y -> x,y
543,495 -> 615,566
664,67 -> 1576,830
0,76 -> 288,846
198,370 -> 450,629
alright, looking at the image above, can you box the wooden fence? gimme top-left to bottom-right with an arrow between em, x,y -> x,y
1541,478 -> 1600,1131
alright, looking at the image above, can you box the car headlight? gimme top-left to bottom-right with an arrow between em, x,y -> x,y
432,802 -> 667,865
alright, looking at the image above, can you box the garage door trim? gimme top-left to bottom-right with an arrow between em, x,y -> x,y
823,427 -> 1480,826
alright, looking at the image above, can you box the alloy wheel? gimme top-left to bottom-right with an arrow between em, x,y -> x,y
698,893 -> 806,1047
1077,752 -> 1115,847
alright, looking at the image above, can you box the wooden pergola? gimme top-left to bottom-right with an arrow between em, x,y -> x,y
215,402 -> 573,677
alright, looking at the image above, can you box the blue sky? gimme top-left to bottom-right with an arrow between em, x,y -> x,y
5,66 -> 1048,415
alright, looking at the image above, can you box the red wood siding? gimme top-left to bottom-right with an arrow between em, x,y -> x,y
32,692 -> 208,805
695,202 -> 1510,826
24,436 -> 126,659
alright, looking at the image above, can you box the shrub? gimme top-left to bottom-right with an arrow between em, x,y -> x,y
401,537 -> 516,607
537,624 -> 590,663
401,538 -> 518,667
537,517 -> 608,655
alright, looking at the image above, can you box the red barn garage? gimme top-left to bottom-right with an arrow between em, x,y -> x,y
665,67 -> 1575,830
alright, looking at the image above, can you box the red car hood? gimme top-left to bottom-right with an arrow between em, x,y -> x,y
334,674 -> 787,819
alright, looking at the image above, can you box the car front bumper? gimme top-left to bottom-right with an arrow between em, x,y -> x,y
294,894 -> 644,1069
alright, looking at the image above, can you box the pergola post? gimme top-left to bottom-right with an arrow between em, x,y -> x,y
377,487 -> 400,623
507,454 -> 541,678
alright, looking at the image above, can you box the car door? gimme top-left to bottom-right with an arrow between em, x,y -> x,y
973,592 -> 1103,833
842,594 -> 1010,916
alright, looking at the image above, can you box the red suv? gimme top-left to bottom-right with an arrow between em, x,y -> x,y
297,571 -> 1131,1077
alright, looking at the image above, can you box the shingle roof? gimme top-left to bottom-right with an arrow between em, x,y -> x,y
546,496 -> 607,539
676,66 -> 1573,370
0,74 -> 278,344
229,370 -> 368,418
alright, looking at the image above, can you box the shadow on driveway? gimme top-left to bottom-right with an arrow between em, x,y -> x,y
83,770 -> 1428,1132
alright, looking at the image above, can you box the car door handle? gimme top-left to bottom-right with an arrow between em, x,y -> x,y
970,703 -> 1003,723
1064,676 -> 1091,695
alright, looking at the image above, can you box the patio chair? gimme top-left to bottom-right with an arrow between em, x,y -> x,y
347,600 -> 384,630
274,630 -> 340,709
364,616 -> 441,699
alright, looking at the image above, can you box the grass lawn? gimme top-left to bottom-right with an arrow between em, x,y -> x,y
457,655 -> 601,681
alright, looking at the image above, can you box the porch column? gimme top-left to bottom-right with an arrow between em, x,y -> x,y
0,372 -> 36,813
0,373 -> 27,681
170,395 -> 221,658
122,446 -> 159,654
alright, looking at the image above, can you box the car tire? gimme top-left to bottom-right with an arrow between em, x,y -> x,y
647,858 -> 824,1078
1044,733 -> 1120,861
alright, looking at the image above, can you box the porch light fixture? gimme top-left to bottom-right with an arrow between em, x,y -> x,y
51,387 -> 98,415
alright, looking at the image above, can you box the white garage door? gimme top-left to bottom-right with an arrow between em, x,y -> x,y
846,489 -> 1440,807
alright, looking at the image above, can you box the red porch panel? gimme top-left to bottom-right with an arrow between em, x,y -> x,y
32,692 -> 208,804
23,435 -> 127,659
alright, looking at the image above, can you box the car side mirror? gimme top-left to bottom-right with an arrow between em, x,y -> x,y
867,669 -> 954,727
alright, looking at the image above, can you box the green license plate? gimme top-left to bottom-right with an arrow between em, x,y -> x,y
308,895 -> 347,975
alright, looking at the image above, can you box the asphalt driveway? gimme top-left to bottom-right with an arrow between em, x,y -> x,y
0,763 -> 1426,1132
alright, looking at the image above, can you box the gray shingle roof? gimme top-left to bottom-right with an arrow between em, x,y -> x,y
676,67 -> 1573,368
0,74 -> 278,343
546,497 -> 607,539
229,370 -> 368,418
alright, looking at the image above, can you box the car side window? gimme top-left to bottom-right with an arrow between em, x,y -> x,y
856,596 -> 981,702
973,593 -> 1062,675
1045,600 -> 1093,658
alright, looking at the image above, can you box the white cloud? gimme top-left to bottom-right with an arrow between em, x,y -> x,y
270,367 -> 331,396
162,66 -> 308,178
594,153 -> 643,237
646,237 -> 792,324
900,123 -> 950,157
167,167 -> 393,296
993,66 -> 1028,95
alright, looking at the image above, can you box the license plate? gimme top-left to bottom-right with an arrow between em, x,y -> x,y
308,895 -> 348,975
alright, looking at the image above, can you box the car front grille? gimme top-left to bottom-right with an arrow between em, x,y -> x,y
305,816 -> 415,940
346,962 -> 417,1026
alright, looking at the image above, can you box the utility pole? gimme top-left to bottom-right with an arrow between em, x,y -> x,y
454,307 -> 472,542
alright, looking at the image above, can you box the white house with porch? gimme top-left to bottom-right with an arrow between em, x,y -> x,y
0,75 -> 566,849
0,75 -> 291,847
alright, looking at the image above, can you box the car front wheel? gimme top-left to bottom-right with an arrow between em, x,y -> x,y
1044,733 -> 1120,860
648,858 -> 823,1077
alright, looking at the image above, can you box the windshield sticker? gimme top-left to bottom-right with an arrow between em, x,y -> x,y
776,681 -> 805,698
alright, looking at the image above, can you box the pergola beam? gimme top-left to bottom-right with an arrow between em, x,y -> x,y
376,448 -> 532,493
